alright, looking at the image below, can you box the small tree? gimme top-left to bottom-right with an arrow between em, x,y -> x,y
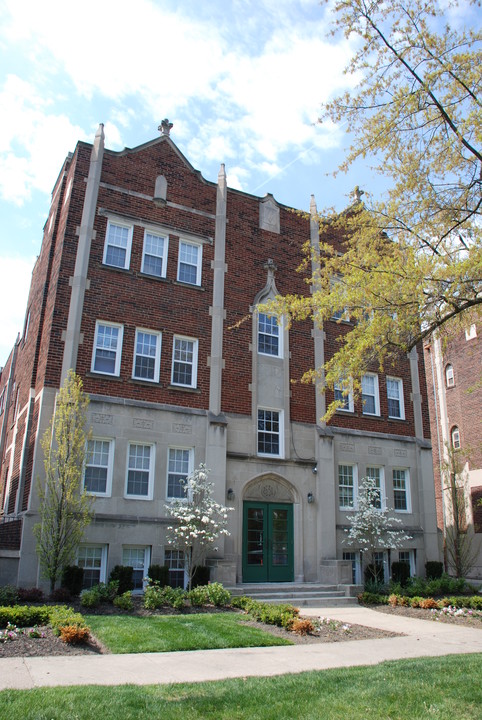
33,371 -> 94,592
164,464 -> 231,590
443,444 -> 480,579
344,476 -> 412,584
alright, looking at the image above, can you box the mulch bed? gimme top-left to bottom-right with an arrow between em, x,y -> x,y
1,599 -> 479,659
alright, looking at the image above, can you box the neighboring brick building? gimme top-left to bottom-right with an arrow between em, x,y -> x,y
0,124 -> 440,591
424,324 -> 482,579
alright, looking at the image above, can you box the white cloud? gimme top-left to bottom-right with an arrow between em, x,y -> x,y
0,255 -> 36,366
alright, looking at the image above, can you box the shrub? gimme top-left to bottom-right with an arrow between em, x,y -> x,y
48,606 -> 87,636
59,625 -> 90,644
188,585 -> 209,607
17,587 -> 44,603
50,587 -> 72,603
292,618 -> 314,635
113,591 -> 134,611
80,589 -> 100,608
0,605 -> 50,628
410,596 -> 423,608
147,565 -> 169,586
420,597 -> 439,609
357,591 -> 389,605
391,562 -> 411,587
236,597 -> 299,630
388,594 -> 400,606
109,566 -> 134,595
143,582 -> 187,610
191,565 -> 210,588
206,582 -> 231,607
425,561 -> 443,579
0,585 -> 19,606
62,565 -> 84,596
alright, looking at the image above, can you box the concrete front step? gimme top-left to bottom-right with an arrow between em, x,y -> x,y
225,582 -> 359,607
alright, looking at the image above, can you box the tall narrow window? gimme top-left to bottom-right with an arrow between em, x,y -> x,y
133,329 -> 161,382
122,546 -> 150,591
177,240 -> 202,285
362,373 -> 380,415
77,545 -> 106,589
365,467 -> 384,509
257,409 -> 282,457
258,313 -> 281,356
126,443 -> 154,499
334,379 -> 354,412
451,426 -> 461,450
92,321 -> 123,376
84,439 -> 114,496
445,364 -> 454,387
103,221 -> 132,269
386,377 -> 405,419
165,549 -> 186,588
338,464 -> 357,509
393,469 -> 410,512
171,336 -> 198,388
142,231 -> 168,277
167,448 -> 192,498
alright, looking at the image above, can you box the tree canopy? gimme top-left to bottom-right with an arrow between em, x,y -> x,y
265,0 -> 481,419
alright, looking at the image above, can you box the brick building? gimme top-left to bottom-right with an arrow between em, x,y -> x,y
424,325 -> 482,579
0,123 -> 440,591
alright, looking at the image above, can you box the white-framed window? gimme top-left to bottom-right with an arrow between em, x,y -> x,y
343,551 -> 362,585
334,379 -> 354,412
122,546 -> 151,592
84,438 -> 114,496
171,335 -> 198,388
165,549 -> 186,589
386,377 -> 405,419
257,408 -> 283,457
177,240 -> 202,285
125,443 -> 155,499
103,220 -> 132,270
445,364 -> 455,387
141,230 -> 168,278
465,324 -> 477,340
338,463 -> 358,509
365,466 -> 385,510
398,549 -> 415,577
258,312 -> 282,357
451,426 -> 461,450
393,468 -> 411,512
373,550 -> 389,582
132,329 -> 161,382
167,447 -> 193,499
361,373 -> 380,416
91,321 -> 123,376
77,545 -> 107,589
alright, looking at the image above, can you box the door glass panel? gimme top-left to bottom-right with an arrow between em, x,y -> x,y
247,508 -> 264,566
271,509 -> 288,566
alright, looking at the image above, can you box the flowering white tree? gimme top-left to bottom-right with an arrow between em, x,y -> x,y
164,464 -> 232,589
344,476 -> 411,583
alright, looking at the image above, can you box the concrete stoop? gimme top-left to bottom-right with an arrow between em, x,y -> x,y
226,582 -> 360,607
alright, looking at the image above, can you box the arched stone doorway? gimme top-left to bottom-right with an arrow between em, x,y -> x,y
242,474 -> 300,582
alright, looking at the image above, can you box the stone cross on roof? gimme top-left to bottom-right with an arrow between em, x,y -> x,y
158,119 -> 173,136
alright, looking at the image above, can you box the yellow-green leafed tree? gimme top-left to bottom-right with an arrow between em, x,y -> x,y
265,0 -> 481,420
34,371 -> 94,592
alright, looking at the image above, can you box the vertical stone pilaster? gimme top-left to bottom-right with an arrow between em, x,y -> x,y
60,124 -> 105,384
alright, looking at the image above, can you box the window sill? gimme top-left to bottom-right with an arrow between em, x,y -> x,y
86,372 -> 123,382
173,280 -> 205,291
138,271 -> 170,283
129,378 -> 162,388
167,384 -> 201,394
101,263 -> 133,275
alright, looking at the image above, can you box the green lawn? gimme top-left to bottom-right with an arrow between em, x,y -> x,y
1,654 -> 481,719
85,612 -> 293,653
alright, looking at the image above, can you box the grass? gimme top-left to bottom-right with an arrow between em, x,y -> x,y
0,654 -> 481,719
85,612 -> 293,653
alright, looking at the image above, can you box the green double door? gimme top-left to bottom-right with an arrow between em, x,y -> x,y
242,502 -> 294,582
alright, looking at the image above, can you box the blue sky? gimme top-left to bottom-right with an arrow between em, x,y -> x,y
0,0 -> 435,365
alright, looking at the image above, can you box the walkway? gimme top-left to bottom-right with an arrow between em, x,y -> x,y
0,606 -> 481,690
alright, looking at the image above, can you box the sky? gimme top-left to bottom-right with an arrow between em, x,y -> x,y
2,0 -> 466,367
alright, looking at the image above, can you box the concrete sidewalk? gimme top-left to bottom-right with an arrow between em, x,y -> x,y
0,606 -> 481,690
